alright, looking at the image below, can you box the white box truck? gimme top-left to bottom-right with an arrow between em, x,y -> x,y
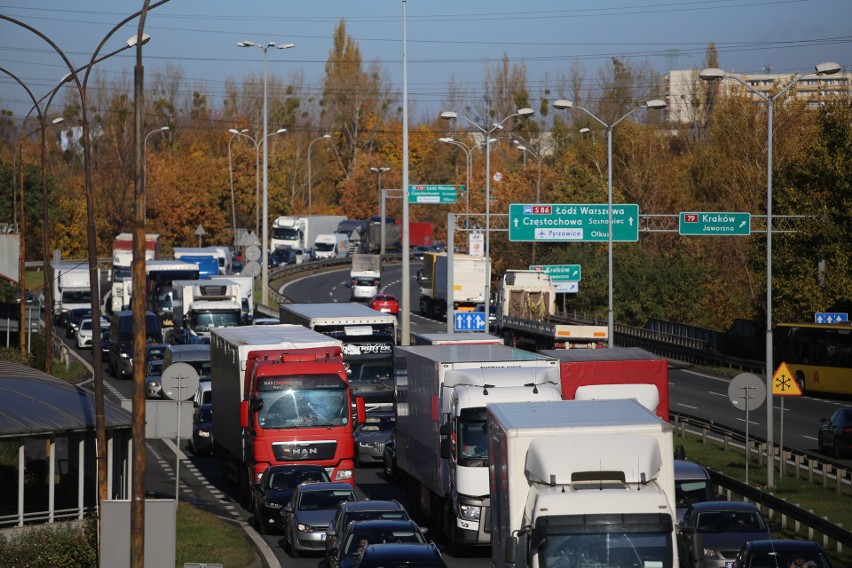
50,262 -> 97,326
171,279 -> 242,344
393,344 -> 562,549
488,399 -> 678,568
270,215 -> 346,252
417,252 -> 487,319
350,254 -> 381,300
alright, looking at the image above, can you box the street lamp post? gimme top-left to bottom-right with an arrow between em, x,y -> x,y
371,167 -> 390,254
513,139 -> 543,264
227,130 -> 244,239
144,126 -> 168,213
699,61 -> 840,488
237,40 -> 295,307
308,134 -> 332,215
229,129 -> 286,240
553,98 -> 666,348
439,137 -> 472,215
440,107 -> 534,327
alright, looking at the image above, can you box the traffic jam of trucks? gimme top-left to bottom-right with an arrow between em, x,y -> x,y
58,224 -> 714,565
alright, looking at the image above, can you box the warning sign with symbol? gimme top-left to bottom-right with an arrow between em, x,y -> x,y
772,362 -> 802,397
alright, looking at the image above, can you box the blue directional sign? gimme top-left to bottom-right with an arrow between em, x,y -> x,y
454,310 -> 487,332
814,312 -> 848,324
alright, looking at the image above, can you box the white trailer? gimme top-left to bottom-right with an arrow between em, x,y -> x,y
393,344 -> 562,549
417,252 -> 488,319
488,399 -> 677,568
270,215 -> 346,252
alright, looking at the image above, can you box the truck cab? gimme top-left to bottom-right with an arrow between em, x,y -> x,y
313,233 -> 350,260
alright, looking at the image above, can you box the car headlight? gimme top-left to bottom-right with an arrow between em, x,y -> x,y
703,547 -> 720,558
264,500 -> 282,509
459,505 -> 480,521
297,523 -> 313,532
148,381 -> 161,390
197,430 -> 211,438
120,352 -> 130,359
334,469 -> 354,481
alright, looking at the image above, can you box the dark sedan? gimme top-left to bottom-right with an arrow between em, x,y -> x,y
353,542 -> 447,568
190,403 -> 214,456
731,539 -> 833,568
354,413 -> 395,467
328,519 -> 428,568
251,464 -> 330,534
818,406 -> 852,458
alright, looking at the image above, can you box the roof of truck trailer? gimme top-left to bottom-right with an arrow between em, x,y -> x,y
487,399 -> 671,433
412,332 -> 502,345
280,302 -> 396,321
539,347 -> 664,362
211,324 -> 342,349
396,344 -> 553,362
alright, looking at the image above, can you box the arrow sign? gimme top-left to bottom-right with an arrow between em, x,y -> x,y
814,312 -> 848,324
454,310 -> 486,332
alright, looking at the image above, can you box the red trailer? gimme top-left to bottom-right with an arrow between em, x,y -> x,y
406,221 -> 434,247
540,347 -> 670,421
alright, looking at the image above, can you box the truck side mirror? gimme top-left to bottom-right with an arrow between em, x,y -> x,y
239,400 -> 249,429
504,536 -> 517,566
440,438 -> 452,460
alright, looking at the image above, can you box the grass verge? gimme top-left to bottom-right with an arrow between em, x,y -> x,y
678,433 -> 852,566
176,502 -> 257,568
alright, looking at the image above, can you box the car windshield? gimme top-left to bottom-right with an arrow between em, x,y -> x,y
297,489 -> 357,511
268,469 -> 329,490
696,511 -> 767,533
196,407 -> 212,424
343,527 -> 425,555
749,551 -> 830,568
358,416 -> 395,433
675,479 -> 713,508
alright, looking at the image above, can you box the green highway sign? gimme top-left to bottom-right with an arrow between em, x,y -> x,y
408,184 -> 460,204
529,264 -> 581,282
679,212 -> 751,236
509,203 -> 640,242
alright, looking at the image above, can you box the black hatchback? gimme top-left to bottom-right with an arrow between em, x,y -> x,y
354,542 -> 446,568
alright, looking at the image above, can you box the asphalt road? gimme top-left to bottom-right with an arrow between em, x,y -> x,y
61,261 -> 850,567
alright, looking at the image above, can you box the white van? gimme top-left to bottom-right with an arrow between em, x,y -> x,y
312,233 -> 349,260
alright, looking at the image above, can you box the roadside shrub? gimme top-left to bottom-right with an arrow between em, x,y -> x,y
0,516 -> 98,567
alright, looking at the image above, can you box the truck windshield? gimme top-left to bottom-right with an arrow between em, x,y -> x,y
537,515 -> 672,568
63,290 -> 91,303
256,375 -> 349,429
190,310 -> 242,332
272,227 -> 299,240
113,267 -> 131,282
314,242 -> 334,252
458,417 -> 488,462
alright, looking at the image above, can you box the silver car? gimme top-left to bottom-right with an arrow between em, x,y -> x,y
282,482 -> 359,557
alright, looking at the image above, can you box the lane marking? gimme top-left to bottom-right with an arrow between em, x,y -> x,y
675,403 -> 698,409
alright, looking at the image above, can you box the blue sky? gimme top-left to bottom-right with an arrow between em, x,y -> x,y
1,0 -> 850,122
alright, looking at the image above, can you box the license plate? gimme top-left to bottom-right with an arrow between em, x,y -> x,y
320,533 -> 327,541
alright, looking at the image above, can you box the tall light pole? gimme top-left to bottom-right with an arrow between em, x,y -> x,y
308,133 -> 331,215
699,61 -> 840,488
226,129 -> 245,239
229,128 -> 287,237
513,138 -> 543,264
144,126 -> 168,214
553,98 -> 666,348
237,39 -> 295,307
440,107 -> 534,326
439,137 -> 472,215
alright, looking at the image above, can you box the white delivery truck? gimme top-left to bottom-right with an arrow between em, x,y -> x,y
417,252 -> 487,319
488,399 -> 678,568
50,262 -> 98,326
171,279 -> 242,344
393,344 -> 562,549
312,233 -> 349,260
109,233 -> 160,312
209,274 -> 254,323
350,254 -> 381,300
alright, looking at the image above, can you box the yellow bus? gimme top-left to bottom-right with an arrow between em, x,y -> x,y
774,322 -> 852,395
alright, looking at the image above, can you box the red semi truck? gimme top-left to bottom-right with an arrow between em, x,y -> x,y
539,347 -> 670,421
211,325 -> 356,500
